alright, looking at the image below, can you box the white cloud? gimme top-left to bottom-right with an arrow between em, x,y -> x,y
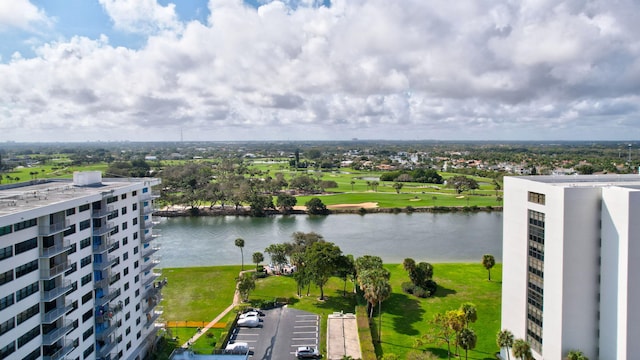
0,0 -> 52,32
2,0 -> 640,141
98,0 -> 182,34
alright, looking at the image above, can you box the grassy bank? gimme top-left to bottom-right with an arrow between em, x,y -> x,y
160,263 -> 501,359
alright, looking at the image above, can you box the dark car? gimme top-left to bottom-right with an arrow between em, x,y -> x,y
295,346 -> 320,359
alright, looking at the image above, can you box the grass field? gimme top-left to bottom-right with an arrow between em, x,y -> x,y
160,263 -> 502,359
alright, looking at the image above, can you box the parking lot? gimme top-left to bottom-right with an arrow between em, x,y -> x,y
229,306 -> 320,360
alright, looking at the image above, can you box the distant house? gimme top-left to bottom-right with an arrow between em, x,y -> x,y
145,155 -> 158,161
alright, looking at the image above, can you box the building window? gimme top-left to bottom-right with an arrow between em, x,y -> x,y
122,206 -> 127,215
80,237 -> 91,249
0,294 -> 14,310
66,208 -> 76,216
124,282 -> 130,291
526,209 -> 545,353
133,246 -> 139,254
13,218 -> 37,231
17,325 -> 40,348
67,281 -> 78,295
15,259 -> 38,278
121,194 -> 127,200
528,191 -> 546,205
124,267 -> 129,276
0,224 -> 13,237
82,309 -> 93,323
0,245 -> 12,261
0,341 -> 15,358
16,304 -> 39,325
132,191 -> 137,196
135,289 -> 140,298
107,196 -> 118,204
79,219 -> 91,231
81,274 -> 92,286
123,237 -> 128,246
83,344 -> 94,359
0,269 -> 13,286
79,204 -> 90,212
83,327 -> 93,340
63,224 -> 76,236
22,347 -> 40,360
14,237 -> 37,254
125,297 -> 130,305
133,231 -> 138,240
16,282 -> 39,302
133,217 -> 138,225
68,243 -> 77,254
80,255 -> 92,268
65,262 -> 77,276
0,317 -> 15,336
81,291 -> 92,305
122,222 -> 128,231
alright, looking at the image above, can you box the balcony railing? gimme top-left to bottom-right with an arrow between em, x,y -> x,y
92,206 -> 116,218
93,235 -> 115,253
97,339 -> 117,358
142,271 -> 161,287
41,280 -> 72,302
96,321 -> 117,340
40,239 -> 72,258
142,232 -> 158,244
93,255 -> 115,272
141,244 -> 160,258
145,307 -> 163,328
40,261 -> 71,280
42,301 -> 73,323
39,220 -> 71,236
43,341 -> 74,360
139,191 -> 160,202
92,222 -> 115,236
42,320 -> 73,345
140,218 -> 154,229
141,258 -> 160,273
141,205 -> 155,216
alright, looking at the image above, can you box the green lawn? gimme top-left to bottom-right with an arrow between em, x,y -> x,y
160,263 -> 502,359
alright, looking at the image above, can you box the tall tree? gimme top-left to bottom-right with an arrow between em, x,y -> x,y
392,182 -> 404,194
252,252 -> 264,271
276,193 -> 297,214
457,328 -> 477,360
482,254 -> 496,281
235,238 -> 245,270
236,273 -> 255,302
304,241 -> 342,300
512,339 -> 532,360
402,258 -> 416,273
496,329 -> 514,360
305,197 -> 328,215
264,243 -> 288,271
460,303 -> 477,328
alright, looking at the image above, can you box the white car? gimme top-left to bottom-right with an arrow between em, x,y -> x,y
225,342 -> 249,352
239,311 -> 260,319
237,317 -> 260,327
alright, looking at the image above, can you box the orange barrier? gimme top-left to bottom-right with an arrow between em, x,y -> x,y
166,321 -> 226,328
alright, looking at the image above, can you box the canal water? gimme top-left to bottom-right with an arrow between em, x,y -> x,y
155,212 -> 503,268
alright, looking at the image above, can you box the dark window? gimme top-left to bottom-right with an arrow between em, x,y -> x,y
66,208 -> 76,216
123,252 -> 128,261
13,218 -> 37,231
528,191 -> 546,205
83,344 -> 94,359
16,304 -> 39,325
124,282 -> 129,291
16,282 -> 39,302
0,225 -> 12,237
22,347 -> 40,360
79,220 -> 91,231
132,191 -> 137,196
133,246 -> 138,254
122,206 -> 127,215
81,291 -> 92,304
79,204 -> 90,212
123,237 -> 128,246
81,274 -> 92,286
0,245 -> 12,261
80,237 -> 91,249
0,269 -> 13,286
121,194 -> 127,200
106,196 -> 118,204
0,317 -> 15,336
124,267 -> 129,276
68,243 -> 77,255
82,327 -> 93,340
122,222 -> 128,230
17,325 -> 40,348
82,309 -> 93,323
14,237 -> 37,254
67,281 -> 78,295
63,224 -> 77,236
0,341 -> 16,359
133,231 -> 138,240
0,294 -> 14,310
137,330 -> 141,338
15,259 -> 38,278
65,262 -> 77,276
135,289 -> 139,298
80,255 -> 92,268
124,297 -> 130,306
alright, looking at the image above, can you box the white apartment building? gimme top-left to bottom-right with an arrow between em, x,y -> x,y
501,174 -> 640,360
0,171 -> 162,360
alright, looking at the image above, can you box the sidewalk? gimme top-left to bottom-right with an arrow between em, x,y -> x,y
180,270 -> 250,348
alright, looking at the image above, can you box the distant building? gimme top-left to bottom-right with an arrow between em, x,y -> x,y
501,174 -> 640,360
0,172 -> 162,360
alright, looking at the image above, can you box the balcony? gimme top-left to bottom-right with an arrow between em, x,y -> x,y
93,235 -> 115,253
139,191 -> 160,202
93,255 -> 115,272
93,222 -> 115,236
141,258 -> 160,273
97,339 -> 117,358
39,220 -> 71,236
140,218 -> 154,229
92,206 -> 116,218
96,321 -> 117,340
40,261 -> 71,280
42,302 -> 73,323
41,280 -> 72,302
42,320 -> 73,345
142,232 -> 158,244
43,341 -> 74,360
142,271 -> 161,287
141,244 -> 160,258
145,307 -> 163,328
40,239 -> 72,258
141,205 -> 155,216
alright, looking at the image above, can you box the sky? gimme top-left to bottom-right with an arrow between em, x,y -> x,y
1,0 -> 640,142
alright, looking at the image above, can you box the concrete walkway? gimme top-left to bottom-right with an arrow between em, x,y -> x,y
180,270 -> 250,348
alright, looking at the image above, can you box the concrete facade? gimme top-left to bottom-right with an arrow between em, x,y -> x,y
501,175 -> 640,359
0,172 -> 161,360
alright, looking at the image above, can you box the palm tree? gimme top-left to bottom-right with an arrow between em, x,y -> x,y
403,258 -> 416,273
512,339 -> 532,360
565,350 -> 588,360
496,329 -> 514,360
252,252 -> 264,271
375,278 -> 392,342
457,328 -> 477,360
235,238 -> 245,270
350,180 -> 355,191
482,254 -> 496,281
460,303 -> 477,328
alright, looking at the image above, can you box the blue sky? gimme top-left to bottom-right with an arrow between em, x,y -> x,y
1,0 -> 640,142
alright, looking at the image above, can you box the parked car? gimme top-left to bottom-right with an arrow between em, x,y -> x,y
237,317 -> 260,328
225,342 -> 249,353
241,308 -> 265,316
295,346 -> 320,359
239,311 -> 260,319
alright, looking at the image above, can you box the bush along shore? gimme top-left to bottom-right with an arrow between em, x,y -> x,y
153,205 -> 503,217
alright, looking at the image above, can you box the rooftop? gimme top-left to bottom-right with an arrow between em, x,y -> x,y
513,174 -> 640,188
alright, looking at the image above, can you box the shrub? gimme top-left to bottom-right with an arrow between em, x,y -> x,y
358,207 -> 367,215
406,206 -> 415,213
424,280 -> 438,296
401,282 -> 415,294
413,286 -> 427,298
391,207 -> 402,214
